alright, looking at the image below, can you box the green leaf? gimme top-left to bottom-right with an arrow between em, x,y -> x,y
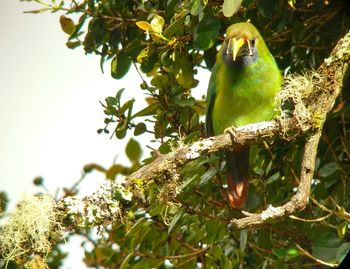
94,245 -> 114,263
257,229 -> 272,249
134,122 -> 147,136
336,242 -> 350,263
163,16 -> 186,38
256,0 -> 276,18
173,50 -> 195,89
133,103 -> 159,118
165,0 -> 180,20
111,57 -> 118,77
106,96 -> 118,107
240,230 -> 248,252
312,231 -> 342,262
140,50 -> 158,73
137,46 -> 149,63
132,262 -> 151,269
126,138 -> 142,163
130,224 -> 152,248
272,248 -> 286,259
194,17 -> 221,50
59,15 -> 76,35
222,0 -> 242,17
199,166 -> 219,187
120,99 -> 135,114
337,221 -> 347,239
183,131 -> 201,144
174,97 -> 196,107
265,172 -> 280,184
126,217 -> 147,237
318,162 -> 340,178
160,50 -> 172,66
115,121 -> 127,139
220,255 -> 233,269
68,14 -> 87,40
115,88 -> 125,107
158,141 -> 171,154
272,247 -> 299,260
151,74 -> 169,89
168,210 -> 184,234
111,53 -> 132,80
100,54 -> 106,73
190,0 -> 207,16
66,41 -> 81,49
23,7 -> 52,14
287,248 -> 299,257
204,46 -> 217,69
119,251 -> 134,269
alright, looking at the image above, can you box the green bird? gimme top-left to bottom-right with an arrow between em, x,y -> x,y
206,22 -> 282,208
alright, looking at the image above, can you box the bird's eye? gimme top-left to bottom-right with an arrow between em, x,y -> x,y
251,37 -> 256,46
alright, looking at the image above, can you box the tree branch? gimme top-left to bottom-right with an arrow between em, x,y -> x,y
229,131 -> 321,230
226,29 -> 350,229
59,30 -> 350,231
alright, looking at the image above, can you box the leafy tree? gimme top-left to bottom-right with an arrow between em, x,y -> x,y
1,0 -> 350,268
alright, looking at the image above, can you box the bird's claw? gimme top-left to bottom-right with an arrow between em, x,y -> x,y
224,126 -> 238,143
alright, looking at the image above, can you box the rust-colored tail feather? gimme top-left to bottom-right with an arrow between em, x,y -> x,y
225,146 -> 250,208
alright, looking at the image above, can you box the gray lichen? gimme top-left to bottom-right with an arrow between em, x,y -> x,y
0,194 -> 62,266
276,71 -> 323,138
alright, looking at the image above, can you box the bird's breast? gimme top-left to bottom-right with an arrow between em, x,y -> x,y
211,60 -> 280,135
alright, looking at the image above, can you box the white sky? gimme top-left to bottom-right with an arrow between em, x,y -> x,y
0,0 -> 141,202
0,1 -> 209,267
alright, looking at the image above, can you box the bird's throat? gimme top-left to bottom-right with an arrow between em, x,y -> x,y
221,42 -> 258,68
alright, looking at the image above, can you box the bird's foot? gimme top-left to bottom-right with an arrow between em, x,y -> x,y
224,126 -> 238,144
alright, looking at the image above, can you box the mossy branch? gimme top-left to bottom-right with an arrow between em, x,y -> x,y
59,30 -> 349,231
228,29 -> 350,230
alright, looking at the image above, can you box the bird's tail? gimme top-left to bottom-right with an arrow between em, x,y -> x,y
225,146 -> 249,208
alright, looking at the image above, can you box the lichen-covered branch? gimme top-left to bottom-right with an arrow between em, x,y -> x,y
227,30 -> 350,230
59,30 -> 350,230
229,131 -> 321,230
125,120 -> 284,187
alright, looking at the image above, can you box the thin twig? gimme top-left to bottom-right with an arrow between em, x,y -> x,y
295,244 -> 338,268
289,213 -> 332,222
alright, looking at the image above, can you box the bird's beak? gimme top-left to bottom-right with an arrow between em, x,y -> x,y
227,37 -> 253,61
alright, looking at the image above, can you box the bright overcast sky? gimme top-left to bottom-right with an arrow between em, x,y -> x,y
0,0 -> 142,202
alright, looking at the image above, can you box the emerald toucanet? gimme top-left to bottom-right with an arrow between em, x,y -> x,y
206,22 -> 281,208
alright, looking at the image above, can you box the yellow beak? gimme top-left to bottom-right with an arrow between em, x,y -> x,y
227,37 -> 253,61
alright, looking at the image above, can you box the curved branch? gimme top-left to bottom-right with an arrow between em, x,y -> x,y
227,30 -> 350,230
229,131 -> 321,230
59,30 -> 350,231
125,29 -> 350,230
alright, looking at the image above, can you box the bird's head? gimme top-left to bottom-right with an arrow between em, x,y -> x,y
221,22 -> 263,66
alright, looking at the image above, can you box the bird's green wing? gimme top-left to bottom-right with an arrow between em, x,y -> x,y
205,64 -> 218,137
